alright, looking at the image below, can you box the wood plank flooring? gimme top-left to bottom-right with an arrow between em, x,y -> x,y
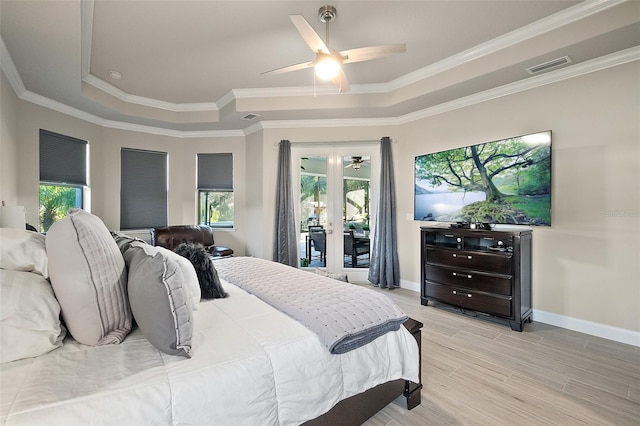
356,284 -> 640,426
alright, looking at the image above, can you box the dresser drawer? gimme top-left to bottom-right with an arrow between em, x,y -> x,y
425,264 -> 512,295
427,248 -> 512,275
425,282 -> 512,318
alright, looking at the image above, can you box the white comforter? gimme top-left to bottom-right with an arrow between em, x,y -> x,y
1,280 -> 419,426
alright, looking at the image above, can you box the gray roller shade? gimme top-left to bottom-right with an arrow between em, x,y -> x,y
120,148 -> 167,230
197,153 -> 233,190
39,129 -> 87,186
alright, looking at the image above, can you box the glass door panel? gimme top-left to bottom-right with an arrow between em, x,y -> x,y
294,144 -> 378,281
342,155 -> 371,268
299,156 -> 327,267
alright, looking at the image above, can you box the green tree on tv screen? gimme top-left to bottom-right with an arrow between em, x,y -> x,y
415,134 -> 551,224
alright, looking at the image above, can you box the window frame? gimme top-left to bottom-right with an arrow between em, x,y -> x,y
38,129 -> 88,232
197,153 -> 234,229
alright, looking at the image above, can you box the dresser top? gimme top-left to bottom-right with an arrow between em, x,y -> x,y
420,225 -> 532,237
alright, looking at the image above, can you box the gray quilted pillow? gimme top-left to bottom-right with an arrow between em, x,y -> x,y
123,241 -> 193,357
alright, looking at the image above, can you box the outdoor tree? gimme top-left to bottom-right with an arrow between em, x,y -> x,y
39,185 -> 78,232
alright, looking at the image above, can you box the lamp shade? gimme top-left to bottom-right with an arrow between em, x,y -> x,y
0,206 -> 26,229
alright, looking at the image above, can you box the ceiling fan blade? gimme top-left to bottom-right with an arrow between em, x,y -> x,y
332,69 -> 350,93
290,14 -> 329,54
261,60 -> 314,76
341,44 -> 406,64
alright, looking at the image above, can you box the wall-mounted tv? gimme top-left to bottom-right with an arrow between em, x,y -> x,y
414,131 -> 551,226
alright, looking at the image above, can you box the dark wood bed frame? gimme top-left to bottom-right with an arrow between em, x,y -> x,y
304,318 -> 423,425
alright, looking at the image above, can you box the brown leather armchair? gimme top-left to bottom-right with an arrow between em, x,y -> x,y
150,225 -> 233,257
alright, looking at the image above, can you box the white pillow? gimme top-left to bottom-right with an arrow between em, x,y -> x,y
0,228 -> 48,278
46,209 -> 131,346
0,269 -> 66,363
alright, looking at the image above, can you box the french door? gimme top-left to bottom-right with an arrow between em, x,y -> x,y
292,144 -> 379,282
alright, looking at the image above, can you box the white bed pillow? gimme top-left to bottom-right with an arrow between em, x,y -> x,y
0,269 -> 66,363
123,241 -> 193,357
46,209 -> 131,346
0,228 -> 48,278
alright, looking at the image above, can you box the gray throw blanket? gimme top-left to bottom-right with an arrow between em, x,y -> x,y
212,257 -> 408,354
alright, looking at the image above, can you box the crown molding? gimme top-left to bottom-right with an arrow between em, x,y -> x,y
3,39 -> 637,139
387,0 -> 627,91
100,119 -> 244,138
13,87 -> 243,139
397,46 -> 640,124
80,0 -> 93,80
78,0 -> 625,112
82,74 -> 219,112
0,37 -> 25,95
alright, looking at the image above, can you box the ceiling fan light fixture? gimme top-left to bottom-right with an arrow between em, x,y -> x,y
315,55 -> 341,80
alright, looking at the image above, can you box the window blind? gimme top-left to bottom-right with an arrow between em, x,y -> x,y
197,153 -> 233,190
39,129 -> 88,186
120,148 -> 167,230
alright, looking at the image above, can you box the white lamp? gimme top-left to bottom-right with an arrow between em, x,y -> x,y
0,205 -> 26,229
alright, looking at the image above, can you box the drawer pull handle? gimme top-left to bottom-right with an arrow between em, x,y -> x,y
452,254 -> 472,259
452,272 -> 472,279
452,290 -> 473,298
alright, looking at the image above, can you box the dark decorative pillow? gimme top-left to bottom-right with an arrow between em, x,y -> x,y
173,243 -> 227,299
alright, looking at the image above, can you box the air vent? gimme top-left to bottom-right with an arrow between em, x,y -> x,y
242,113 -> 260,121
526,56 -> 571,75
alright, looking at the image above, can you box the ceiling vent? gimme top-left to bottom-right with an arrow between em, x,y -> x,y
241,113 -> 260,121
526,56 -> 571,74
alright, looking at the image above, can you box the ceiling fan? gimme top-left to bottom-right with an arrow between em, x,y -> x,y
345,156 -> 369,170
262,5 -> 406,93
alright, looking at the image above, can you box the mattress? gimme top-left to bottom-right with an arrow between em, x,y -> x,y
0,280 -> 419,426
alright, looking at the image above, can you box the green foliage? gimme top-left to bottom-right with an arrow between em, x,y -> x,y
460,195 -> 550,225
460,201 -> 509,223
508,195 -> 551,224
300,174 -> 326,202
415,137 -> 551,201
39,185 -> 80,232
200,191 -> 234,225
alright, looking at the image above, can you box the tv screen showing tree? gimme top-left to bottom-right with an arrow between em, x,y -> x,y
414,131 -> 551,226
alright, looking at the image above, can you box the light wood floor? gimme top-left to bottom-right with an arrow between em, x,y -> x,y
358,285 -> 640,426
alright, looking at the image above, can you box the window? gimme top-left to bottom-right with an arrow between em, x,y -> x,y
120,148 -> 167,230
39,130 -> 87,232
197,153 -> 233,228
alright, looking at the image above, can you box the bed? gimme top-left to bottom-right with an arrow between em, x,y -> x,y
0,211 -> 422,425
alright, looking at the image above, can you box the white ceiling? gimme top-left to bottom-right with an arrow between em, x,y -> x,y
1,0 -> 638,135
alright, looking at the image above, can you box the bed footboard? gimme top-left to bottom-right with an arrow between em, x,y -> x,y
304,318 -> 423,425
403,318 -> 423,409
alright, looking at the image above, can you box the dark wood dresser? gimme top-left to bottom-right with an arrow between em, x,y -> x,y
420,226 -> 532,331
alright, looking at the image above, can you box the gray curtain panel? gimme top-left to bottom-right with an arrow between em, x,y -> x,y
273,140 -> 298,266
368,137 -> 400,288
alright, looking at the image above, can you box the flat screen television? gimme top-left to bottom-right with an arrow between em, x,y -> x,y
414,131 -> 551,226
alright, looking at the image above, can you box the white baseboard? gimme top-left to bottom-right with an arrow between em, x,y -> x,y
532,309 -> 640,348
400,279 -> 420,293
399,281 -> 640,347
